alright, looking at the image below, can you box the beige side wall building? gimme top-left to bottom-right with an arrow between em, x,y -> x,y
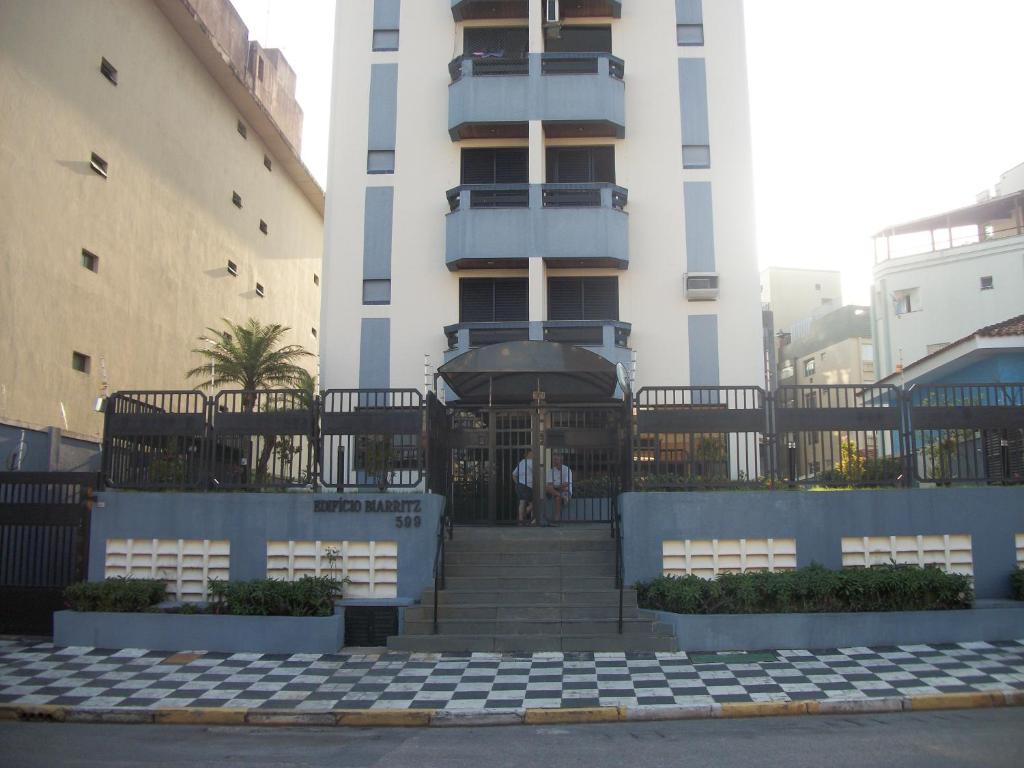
0,0 -> 324,467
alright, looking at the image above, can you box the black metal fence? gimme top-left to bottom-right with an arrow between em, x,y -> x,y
100,383 -> 1024,492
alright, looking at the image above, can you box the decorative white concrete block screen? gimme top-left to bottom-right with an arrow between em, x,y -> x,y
104,538 -> 230,602
266,540 -> 398,599
1016,534 -> 1024,567
662,538 -> 797,578
841,535 -> 974,575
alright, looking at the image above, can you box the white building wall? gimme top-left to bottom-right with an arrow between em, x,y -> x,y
872,236 -> 1024,377
321,0 -> 763,392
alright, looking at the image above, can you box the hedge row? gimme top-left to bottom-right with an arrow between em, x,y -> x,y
636,564 -> 973,614
64,576 -> 343,617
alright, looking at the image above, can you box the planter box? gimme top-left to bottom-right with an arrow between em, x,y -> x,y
650,603 -> 1024,652
54,609 -> 345,654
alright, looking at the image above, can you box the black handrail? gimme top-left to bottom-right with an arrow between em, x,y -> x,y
613,508 -> 624,634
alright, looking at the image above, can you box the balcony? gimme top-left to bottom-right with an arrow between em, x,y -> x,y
445,183 -> 629,270
450,1 -> 621,21
444,320 -> 632,367
448,53 -> 625,140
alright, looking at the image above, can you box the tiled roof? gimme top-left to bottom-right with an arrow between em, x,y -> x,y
976,313 -> 1024,338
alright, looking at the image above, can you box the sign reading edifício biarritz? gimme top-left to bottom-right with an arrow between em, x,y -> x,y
313,497 -> 425,528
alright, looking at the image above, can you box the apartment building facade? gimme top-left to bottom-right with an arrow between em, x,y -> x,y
0,0 -> 324,468
321,0 -> 763,398
872,164 -> 1024,378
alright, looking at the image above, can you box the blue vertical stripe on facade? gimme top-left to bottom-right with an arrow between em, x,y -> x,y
687,314 -> 720,386
362,187 -> 394,280
678,58 -> 710,147
373,0 -> 401,29
367,63 -> 398,151
676,0 -> 703,24
359,318 -> 391,389
683,181 -> 716,273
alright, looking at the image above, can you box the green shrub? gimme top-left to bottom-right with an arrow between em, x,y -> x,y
636,563 -> 973,614
1012,569 -> 1024,601
208,576 -> 343,617
64,578 -> 167,613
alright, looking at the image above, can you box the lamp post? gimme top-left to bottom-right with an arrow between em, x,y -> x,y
199,337 -> 216,392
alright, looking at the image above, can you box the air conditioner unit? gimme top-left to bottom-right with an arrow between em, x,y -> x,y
684,272 -> 720,301
545,0 -> 560,23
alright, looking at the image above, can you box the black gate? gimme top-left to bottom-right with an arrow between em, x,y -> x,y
0,473 -> 94,635
445,403 -> 624,525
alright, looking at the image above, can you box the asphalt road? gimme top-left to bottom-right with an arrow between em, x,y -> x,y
1,709 -> 1022,768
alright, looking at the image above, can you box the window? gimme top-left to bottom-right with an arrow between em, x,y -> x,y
362,279 -> 391,305
259,220 -> 268,235
893,288 -> 919,315
682,145 -> 711,169
461,148 -> 528,185
803,358 -> 816,377
677,24 -> 704,46
367,150 -> 395,174
72,352 -> 91,373
463,27 -> 529,59
814,283 -> 822,290
459,278 -> 529,323
545,25 -> 612,54
546,146 -> 615,183
311,328 -> 318,339
232,191 -> 242,208
264,154 -> 272,171
81,249 -> 99,272
90,152 -> 108,178
861,344 -> 874,363
980,275 -> 994,290
313,273 -> 320,286
227,260 -> 238,276
255,283 -> 265,297
100,58 -> 118,85
237,120 -> 247,139
548,277 -> 619,321
373,30 -> 399,51
257,56 -> 264,81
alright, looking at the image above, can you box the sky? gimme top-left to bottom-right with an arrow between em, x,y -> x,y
230,0 -> 1024,305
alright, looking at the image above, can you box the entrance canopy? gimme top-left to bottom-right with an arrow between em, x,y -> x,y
438,340 -> 618,404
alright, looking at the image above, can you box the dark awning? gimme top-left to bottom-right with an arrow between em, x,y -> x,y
438,340 -> 618,404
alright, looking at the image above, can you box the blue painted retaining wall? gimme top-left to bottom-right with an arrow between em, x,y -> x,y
621,488 -> 1024,599
90,492 -> 444,601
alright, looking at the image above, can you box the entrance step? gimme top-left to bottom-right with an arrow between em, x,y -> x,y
444,550 -> 615,566
442,563 -> 612,578
386,634 -> 678,653
443,576 -> 616,591
403,603 -> 640,622
402,619 -> 671,636
418,589 -> 638,607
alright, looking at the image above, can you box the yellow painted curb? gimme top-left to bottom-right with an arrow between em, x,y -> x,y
16,705 -> 67,722
719,701 -> 810,719
153,708 -> 248,726
907,692 -> 1003,712
335,709 -> 436,727
1004,690 -> 1024,707
523,707 -> 621,725
0,706 -> 21,721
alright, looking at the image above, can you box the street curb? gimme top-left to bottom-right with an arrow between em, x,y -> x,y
0,691 -> 1020,728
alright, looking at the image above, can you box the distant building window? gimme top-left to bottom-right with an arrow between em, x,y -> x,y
81,249 -> 99,272
980,275 -> 994,290
100,58 -> 118,85
861,344 -> 874,363
256,283 -> 265,298
227,260 -> 238,276
893,288 -> 919,315
264,154 -> 272,171
803,358 -> 816,377
677,24 -> 704,46
90,152 -> 108,178
232,191 -> 242,208
259,220 -> 268,235
682,145 -> 711,169
311,328 -> 318,339
313,273 -> 320,286
814,283 -> 821,290
72,352 -> 91,373
257,56 -> 265,81
237,120 -> 247,139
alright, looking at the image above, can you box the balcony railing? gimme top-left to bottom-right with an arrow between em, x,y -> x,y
449,53 -> 626,140
450,0 -> 621,21
445,183 -> 629,269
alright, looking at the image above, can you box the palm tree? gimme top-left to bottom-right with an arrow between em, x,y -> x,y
187,318 -> 313,483
187,318 -> 312,393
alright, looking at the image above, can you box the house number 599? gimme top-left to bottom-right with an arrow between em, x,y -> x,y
395,515 -> 421,528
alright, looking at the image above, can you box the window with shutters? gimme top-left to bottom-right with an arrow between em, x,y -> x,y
459,278 -> 529,323
546,147 -> 615,183
461,149 -> 529,185
548,277 -> 619,321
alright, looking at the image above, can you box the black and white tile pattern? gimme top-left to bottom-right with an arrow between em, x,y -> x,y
1,639 -> 1022,711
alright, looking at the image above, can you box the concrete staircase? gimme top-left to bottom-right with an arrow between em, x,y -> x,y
387,526 -> 676,652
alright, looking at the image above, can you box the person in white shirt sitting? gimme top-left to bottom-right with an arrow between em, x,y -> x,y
543,453 -> 573,527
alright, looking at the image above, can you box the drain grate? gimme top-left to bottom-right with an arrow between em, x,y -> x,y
689,651 -> 778,665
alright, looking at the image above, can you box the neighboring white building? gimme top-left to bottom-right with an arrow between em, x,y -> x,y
872,166 -> 1024,379
760,267 -> 842,337
321,0 -> 763,397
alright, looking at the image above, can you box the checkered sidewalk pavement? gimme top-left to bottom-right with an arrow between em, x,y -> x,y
1,639 -> 1022,712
